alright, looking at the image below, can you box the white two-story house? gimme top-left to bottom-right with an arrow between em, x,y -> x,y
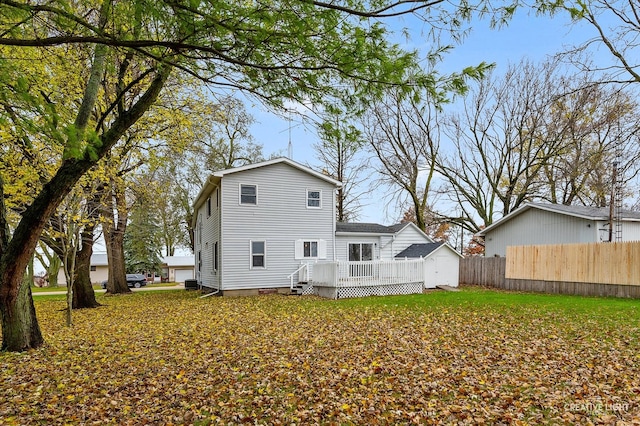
193,158 -> 461,296
192,158 -> 341,295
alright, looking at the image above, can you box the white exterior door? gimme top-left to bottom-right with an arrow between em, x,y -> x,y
424,254 -> 459,288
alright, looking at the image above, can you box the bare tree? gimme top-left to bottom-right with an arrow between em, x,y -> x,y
539,0 -> 640,85
314,111 -> 370,222
361,88 -> 440,232
541,81 -> 640,207
192,96 -> 264,172
437,60 -> 570,232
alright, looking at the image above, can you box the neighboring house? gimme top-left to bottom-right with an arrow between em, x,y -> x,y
162,256 -> 196,283
192,157 -> 341,295
477,202 -> 640,257
193,157 -> 461,295
56,253 -> 108,285
57,254 -> 195,285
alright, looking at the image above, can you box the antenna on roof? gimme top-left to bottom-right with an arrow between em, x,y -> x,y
287,107 -> 293,159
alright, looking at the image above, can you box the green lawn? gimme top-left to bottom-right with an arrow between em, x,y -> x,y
1,287 -> 638,424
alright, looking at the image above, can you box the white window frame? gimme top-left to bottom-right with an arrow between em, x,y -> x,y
306,189 -> 321,209
294,239 -> 327,260
206,196 -> 212,217
250,240 -> 266,269
348,242 -> 374,261
240,184 -> 258,205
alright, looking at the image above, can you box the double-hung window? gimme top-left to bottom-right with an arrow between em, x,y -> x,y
251,241 -> 265,268
240,184 -> 257,205
307,189 -> 321,208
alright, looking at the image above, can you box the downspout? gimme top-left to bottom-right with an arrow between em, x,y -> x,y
333,188 -> 338,261
217,178 -> 223,294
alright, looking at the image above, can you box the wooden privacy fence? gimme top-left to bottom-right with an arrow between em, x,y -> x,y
459,256 -> 506,287
460,242 -> 640,298
506,241 -> 640,285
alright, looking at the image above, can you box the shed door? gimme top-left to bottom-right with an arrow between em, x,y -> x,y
425,255 -> 459,288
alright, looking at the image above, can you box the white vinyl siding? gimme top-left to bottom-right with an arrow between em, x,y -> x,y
194,184 -> 222,290
220,162 -> 336,290
383,224 -> 435,259
485,208 -> 598,257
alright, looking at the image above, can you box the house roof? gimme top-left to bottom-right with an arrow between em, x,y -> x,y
336,222 -> 396,234
387,222 -> 412,233
192,157 -> 342,215
163,256 -> 195,267
212,157 -> 342,186
477,202 -> 640,236
394,242 -> 444,258
90,253 -> 108,266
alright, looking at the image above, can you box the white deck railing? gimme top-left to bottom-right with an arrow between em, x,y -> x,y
313,259 -> 425,288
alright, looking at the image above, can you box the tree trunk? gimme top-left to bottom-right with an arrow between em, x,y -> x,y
72,233 -> 100,308
104,183 -> 131,294
47,254 -> 60,288
22,256 -> 34,288
0,278 -> 43,351
0,67 -> 170,351
105,229 -> 130,294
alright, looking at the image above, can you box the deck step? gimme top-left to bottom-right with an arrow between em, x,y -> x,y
290,282 -> 312,296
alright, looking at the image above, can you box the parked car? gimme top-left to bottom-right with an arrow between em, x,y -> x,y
101,274 -> 148,289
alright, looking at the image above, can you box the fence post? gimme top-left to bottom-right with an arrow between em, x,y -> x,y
423,257 -> 428,290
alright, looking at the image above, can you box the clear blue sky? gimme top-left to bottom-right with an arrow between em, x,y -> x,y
248,7 -> 605,224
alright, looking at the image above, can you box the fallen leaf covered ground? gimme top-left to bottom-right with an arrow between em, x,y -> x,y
1,287 -> 639,425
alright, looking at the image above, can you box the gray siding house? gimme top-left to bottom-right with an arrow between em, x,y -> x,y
192,158 -> 341,295
193,158 -> 462,295
477,202 -> 640,257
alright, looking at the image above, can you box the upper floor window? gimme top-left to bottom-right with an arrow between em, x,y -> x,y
240,184 -> 257,205
206,196 -> 212,217
307,189 -> 321,208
